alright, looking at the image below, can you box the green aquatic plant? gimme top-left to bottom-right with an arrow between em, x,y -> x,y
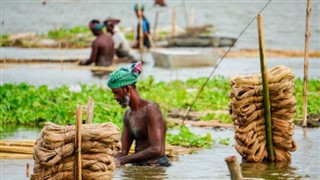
218,137 -> 230,145
200,113 -> 232,124
166,125 -> 214,148
0,35 -> 11,46
293,78 -> 320,122
47,26 -> 90,39
1,77 -> 319,148
1,77 -> 319,127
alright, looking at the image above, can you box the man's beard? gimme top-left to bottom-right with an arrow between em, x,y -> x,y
119,94 -> 130,108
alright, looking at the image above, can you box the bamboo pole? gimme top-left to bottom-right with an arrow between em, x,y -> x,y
257,14 -> 274,161
225,156 -> 243,180
0,145 -> 176,159
85,97 -> 94,124
0,140 -> 35,147
153,11 -> 160,43
172,7 -> 177,37
0,145 -> 33,154
26,163 -> 30,177
75,106 -> 82,180
182,0 -> 189,27
189,7 -> 195,27
0,153 -> 32,159
138,5 -> 144,61
302,0 -> 312,127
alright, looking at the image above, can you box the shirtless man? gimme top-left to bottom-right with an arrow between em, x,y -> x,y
80,19 -> 114,66
107,61 -> 170,167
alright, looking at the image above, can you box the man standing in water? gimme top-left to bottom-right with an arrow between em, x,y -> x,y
131,4 -> 151,49
107,61 -> 170,167
80,19 -> 114,66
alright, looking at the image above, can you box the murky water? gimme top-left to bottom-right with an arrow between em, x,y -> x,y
1,48 -> 319,88
1,1 -> 320,179
1,0 -> 319,50
0,126 -> 319,179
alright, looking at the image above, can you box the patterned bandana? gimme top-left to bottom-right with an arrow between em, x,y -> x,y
88,22 -> 104,30
107,61 -> 143,89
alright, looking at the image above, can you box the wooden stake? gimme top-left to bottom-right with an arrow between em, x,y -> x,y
138,5 -> 144,61
86,97 -> 94,124
153,11 -> 160,43
182,0 -> 189,27
26,163 -> 30,177
302,0 -> 312,127
75,106 -> 82,180
189,7 -> 195,26
225,156 -> 243,180
257,14 -> 274,161
172,7 -> 177,37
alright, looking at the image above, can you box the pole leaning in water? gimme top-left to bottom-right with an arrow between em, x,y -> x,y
257,14 -> 274,161
302,0 -> 312,127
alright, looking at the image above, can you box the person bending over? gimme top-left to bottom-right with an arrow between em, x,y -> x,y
104,17 -> 136,63
107,61 -> 170,167
80,19 -> 114,66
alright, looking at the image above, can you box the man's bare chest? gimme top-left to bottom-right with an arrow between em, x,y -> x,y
128,108 -> 148,139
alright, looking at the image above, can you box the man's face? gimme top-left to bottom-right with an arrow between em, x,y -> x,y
111,87 -> 130,108
90,29 -> 100,36
106,25 -> 113,33
135,10 -> 142,18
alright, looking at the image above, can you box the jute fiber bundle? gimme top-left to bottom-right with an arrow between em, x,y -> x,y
31,122 -> 121,180
229,65 -> 297,163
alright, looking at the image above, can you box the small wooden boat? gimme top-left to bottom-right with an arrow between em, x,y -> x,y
166,35 -> 236,48
151,48 -> 218,68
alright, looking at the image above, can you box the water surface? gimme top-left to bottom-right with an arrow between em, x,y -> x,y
0,126 -> 319,179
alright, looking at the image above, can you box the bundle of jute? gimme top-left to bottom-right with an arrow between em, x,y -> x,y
31,122 -> 121,180
229,65 -> 297,163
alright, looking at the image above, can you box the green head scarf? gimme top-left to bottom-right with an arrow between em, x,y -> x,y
134,4 -> 144,11
107,61 -> 143,89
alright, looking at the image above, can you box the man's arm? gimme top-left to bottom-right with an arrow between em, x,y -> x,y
117,103 -> 165,166
80,41 -> 98,65
115,111 -> 134,158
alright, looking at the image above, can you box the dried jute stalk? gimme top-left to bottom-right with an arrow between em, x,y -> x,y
229,65 -> 297,162
31,122 -> 121,180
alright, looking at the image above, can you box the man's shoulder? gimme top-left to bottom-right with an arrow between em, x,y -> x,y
145,101 -> 161,112
98,33 -> 112,41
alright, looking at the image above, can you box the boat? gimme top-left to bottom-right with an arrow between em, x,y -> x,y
166,35 -> 237,48
151,48 -> 218,69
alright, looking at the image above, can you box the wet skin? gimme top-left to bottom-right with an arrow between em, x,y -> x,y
80,29 -> 114,66
111,85 -> 167,167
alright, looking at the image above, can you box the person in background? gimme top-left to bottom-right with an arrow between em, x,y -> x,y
154,0 -> 166,6
107,61 -> 171,167
79,19 -> 114,66
104,17 -> 137,63
131,4 -> 151,49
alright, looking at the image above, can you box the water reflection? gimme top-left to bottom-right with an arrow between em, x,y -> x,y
241,161 -> 309,179
0,125 -> 41,140
0,126 -> 319,179
116,166 -> 168,180
90,70 -> 111,79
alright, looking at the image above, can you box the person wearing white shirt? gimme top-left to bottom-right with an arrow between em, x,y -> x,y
104,18 -> 136,63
